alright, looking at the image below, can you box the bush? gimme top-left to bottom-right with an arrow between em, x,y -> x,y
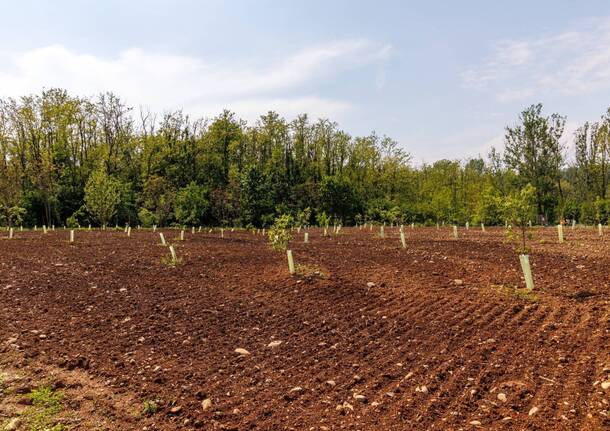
174,182 -> 209,226
138,208 -> 157,227
268,214 -> 293,251
579,201 -> 596,225
296,207 -> 312,227
66,205 -> 88,228
315,211 -> 330,228
0,205 -> 26,227
475,189 -> 505,225
85,168 -> 121,227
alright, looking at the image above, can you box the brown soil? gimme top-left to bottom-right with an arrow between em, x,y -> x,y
0,226 -> 609,430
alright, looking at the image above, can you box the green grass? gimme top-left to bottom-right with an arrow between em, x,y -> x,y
512,288 -> 540,302
141,400 -> 158,416
23,386 -> 65,431
491,284 -> 540,302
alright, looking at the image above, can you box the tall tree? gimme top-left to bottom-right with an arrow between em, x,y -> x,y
504,103 -> 565,223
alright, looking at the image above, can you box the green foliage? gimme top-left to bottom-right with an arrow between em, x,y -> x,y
0,205 -> 26,227
84,168 -> 121,226
503,184 -> 537,252
0,90 -> 606,229
138,207 -> 157,227
240,165 -> 273,227
66,205 -> 87,228
296,207 -> 312,227
25,386 -> 64,431
384,206 -> 402,224
594,197 -> 610,224
174,181 -> 209,225
319,175 -> 360,223
475,188 -> 504,225
268,214 -> 293,251
504,104 -> 565,223
579,200 -> 597,224
315,211 -> 330,228
141,400 -> 158,416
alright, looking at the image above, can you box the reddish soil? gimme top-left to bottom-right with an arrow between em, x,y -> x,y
0,226 -> 609,430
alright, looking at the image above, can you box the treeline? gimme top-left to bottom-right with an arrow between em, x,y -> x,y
0,89 -> 609,228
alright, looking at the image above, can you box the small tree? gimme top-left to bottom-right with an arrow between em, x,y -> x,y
315,211 -> 330,228
503,184 -> 536,253
84,168 -> 121,227
0,205 -> 26,227
138,208 -> 157,227
268,214 -> 293,251
296,207 -> 312,228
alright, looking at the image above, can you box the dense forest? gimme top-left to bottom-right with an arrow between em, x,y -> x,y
1,89 -> 609,228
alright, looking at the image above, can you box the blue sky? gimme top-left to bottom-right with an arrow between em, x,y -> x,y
2,1 -> 610,162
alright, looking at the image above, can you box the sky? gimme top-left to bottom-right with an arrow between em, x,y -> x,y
2,1 -> 610,163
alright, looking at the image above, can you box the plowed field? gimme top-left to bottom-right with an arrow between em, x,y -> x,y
1,226 -> 609,430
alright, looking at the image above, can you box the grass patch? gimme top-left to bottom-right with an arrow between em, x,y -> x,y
141,400 -> 158,417
295,264 -> 329,279
492,284 -> 540,302
22,385 -> 65,431
512,288 -> 540,302
160,255 -> 183,267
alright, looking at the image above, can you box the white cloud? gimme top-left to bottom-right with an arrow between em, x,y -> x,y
462,17 -> 610,102
0,39 -> 391,122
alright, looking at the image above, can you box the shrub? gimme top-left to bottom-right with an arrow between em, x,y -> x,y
296,207 -> 312,227
138,207 -> 157,227
174,182 -> 209,226
0,204 -> 26,227
66,205 -> 88,228
268,214 -> 293,251
85,168 -> 121,227
315,211 -> 330,228
142,400 -> 158,416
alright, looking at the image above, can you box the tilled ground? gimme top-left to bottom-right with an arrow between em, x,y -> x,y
0,226 -> 609,430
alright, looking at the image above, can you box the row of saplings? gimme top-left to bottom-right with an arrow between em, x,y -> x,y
2,184 -> 599,293
265,185 -> 600,293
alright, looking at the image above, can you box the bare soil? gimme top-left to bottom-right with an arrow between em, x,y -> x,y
0,226 -> 609,430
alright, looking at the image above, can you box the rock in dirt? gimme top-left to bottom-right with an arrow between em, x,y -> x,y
353,394 -> 367,403
201,398 -> 212,411
336,401 -> 354,414
169,406 -> 182,415
601,381 -> 610,390
284,386 -> 304,401
454,279 -> 464,286
469,420 -> 481,426
528,406 -> 539,416
267,340 -> 282,348
325,380 -> 336,387
234,348 -> 250,356
366,282 -> 376,288
497,392 -> 507,402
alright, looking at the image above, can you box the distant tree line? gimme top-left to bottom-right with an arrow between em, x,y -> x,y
0,89 -> 609,227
